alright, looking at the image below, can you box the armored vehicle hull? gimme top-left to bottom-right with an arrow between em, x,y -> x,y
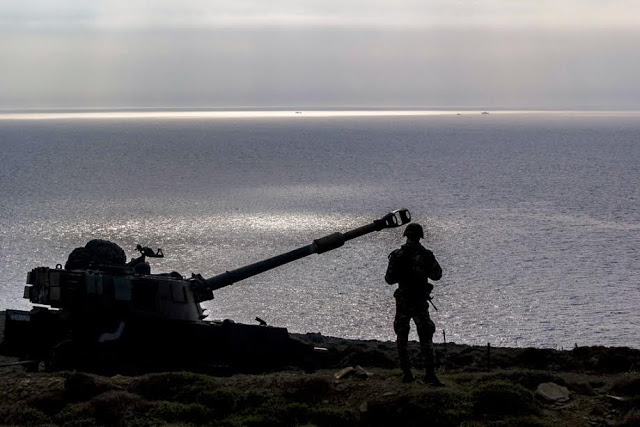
2,308 -> 310,374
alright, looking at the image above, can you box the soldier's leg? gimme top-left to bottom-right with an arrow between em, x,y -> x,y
415,310 -> 444,386
394,302 -> 413,382
414,312 -> 436,370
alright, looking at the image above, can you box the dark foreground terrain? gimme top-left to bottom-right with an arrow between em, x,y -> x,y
1,331 -> 639,426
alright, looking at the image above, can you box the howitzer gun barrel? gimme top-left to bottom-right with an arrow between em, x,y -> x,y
203,209 -> 411,292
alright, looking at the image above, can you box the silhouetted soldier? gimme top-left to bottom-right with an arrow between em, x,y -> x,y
385,223 -> 444,385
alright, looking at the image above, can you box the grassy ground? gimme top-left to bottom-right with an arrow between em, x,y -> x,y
1,333 -> 639,426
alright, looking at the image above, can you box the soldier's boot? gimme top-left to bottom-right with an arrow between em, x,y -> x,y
402,374 -> 416,383
424,366 -> 445,387
402,369 -> 415,383
402,369 -> 416,383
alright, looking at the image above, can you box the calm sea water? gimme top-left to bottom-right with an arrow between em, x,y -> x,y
1,111 -> 638,349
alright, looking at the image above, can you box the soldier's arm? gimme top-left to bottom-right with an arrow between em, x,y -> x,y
424,250 -> 442,281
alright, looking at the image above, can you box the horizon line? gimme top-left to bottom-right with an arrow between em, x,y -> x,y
2,109 -> 640,121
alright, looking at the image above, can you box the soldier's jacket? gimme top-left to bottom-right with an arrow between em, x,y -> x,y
385,241 -> 442,300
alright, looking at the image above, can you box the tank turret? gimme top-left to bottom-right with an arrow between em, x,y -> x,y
1,209 -> 410,373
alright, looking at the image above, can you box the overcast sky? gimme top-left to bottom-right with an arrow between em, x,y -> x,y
1,0 -> 639,109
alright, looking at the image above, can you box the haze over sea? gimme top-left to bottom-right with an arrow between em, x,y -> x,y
1,110 -> 638,349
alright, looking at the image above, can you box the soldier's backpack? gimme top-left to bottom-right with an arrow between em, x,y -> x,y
385,248 -> 406,284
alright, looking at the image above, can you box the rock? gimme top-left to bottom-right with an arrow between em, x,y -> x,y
354,365 -> 373,378
335,383 -> 348,392
536,382 -> 571,403
606,394 -> 631,404
335,366 -> 373,380
334,367 -> 356,379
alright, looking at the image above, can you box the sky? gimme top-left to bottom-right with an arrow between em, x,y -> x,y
1,0 -> 639,110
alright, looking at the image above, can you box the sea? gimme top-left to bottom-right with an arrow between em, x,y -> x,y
1,110 -> 638,349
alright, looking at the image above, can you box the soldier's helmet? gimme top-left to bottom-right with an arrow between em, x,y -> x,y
403,223 -> 424,239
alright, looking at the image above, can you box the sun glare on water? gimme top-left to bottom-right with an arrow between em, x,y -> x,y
0,110 -> 457,120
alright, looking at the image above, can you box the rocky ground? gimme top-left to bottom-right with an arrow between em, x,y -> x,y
1,329 -> 639,426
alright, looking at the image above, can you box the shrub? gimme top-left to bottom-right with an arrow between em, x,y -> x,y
620,408 -> 640,427
611,376 -> 640,396
516,348 -> 554,370
365,388 -> 472,427
89,391 -> 154,425
54,401 -> 95,425
282,376 -> 333,403
148,401 -> 213,425
64,372 -> 117,401
472,380 -> 539,418
129,371 -> 221,402
308,407 -> 355,427
0,404 -> 48,426
485,369 -> 565,390
24,392 -> 67,416
197,388 -> 237,414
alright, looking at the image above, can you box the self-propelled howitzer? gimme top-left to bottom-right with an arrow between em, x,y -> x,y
1,209 -> 411,373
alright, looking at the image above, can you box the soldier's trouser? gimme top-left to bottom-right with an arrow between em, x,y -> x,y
394,298 -> 436,373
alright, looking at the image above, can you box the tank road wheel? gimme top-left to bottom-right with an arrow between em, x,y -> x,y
22,356 -> 43,373
45,339 -> 76,371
